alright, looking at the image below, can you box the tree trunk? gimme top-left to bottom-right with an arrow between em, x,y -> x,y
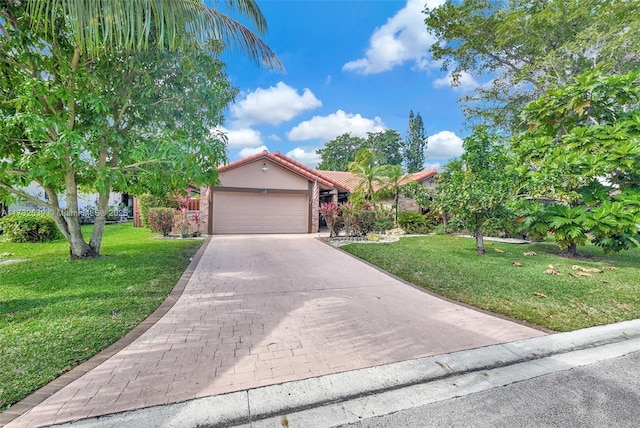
67,214 -> 97,259
64,167 -> 97,259
475,224 -> 485,255
89,188 -> 111,256
567,242 -> 578,257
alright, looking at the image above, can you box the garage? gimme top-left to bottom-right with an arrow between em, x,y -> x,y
206,151 -> 345,235
212,192 -> 309,234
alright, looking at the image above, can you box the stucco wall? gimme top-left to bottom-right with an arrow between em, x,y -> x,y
219,160 -> 308,190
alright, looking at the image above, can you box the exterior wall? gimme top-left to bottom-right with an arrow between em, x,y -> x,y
398,177 -> 438,213
397,193 -> 420,212
200,186 -> 211,234
220,159 -> 308,190
311,181 -> 320,233
421,176 -> 437,190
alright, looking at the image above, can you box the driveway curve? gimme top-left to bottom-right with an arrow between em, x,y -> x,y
8,235 -> 545,427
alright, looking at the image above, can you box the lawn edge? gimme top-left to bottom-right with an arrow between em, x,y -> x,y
0,236 -> 211,425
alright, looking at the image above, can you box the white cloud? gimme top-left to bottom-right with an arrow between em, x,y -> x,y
267,134 -> 282,141
230,82 -> 322,126
287,110 -> 385,141
286,147 -> 322,168
238,145 -> 269,158
343,0 -> 445,74
426,131 -> 464,159
433,71 -> 482,92
216,126 -> 263,148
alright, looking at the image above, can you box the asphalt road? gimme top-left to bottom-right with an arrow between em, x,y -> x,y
339,350 -> 640,428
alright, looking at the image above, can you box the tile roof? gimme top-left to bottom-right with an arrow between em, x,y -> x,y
218,151 -> 345,190
315,170 -> 362,192
219,151 -> 438,193
401,169 -> 439,185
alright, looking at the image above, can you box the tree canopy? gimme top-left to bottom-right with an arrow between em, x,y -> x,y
0,0 -> 279,258
405,111 -> 427,173
316,133 -> 368,171
316,130 -> 404,171
512,69 -> 640,255
424,0 -> 640,133
22,0 -> 282,69
435,127 -> 515,254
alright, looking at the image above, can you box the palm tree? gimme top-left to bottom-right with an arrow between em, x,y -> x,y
379,164 -> 404,226
23,0 -> 283,69
348,149 -> 387,205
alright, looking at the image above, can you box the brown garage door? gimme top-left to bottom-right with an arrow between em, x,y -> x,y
212,192 -> 308,234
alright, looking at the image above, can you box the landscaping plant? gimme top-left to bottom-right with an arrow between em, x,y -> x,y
0,212 -> 62,243
147,208 -> 175,236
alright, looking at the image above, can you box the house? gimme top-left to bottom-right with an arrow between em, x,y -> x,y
200,151 -> 350,234
398,169 -> 439,212
201,151 -> 438,235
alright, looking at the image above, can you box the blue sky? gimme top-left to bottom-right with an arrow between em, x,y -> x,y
213,0 -> 480,170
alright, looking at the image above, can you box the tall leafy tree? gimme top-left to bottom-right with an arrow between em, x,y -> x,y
316,130 -> 404,171
424,0 -> 640,133
0,1 -> 280,258
367,129 -> 403,167
512,69 -> 640,255
404,111 -> 427,173
316,133 -> 367,171
436,127 -> 515,254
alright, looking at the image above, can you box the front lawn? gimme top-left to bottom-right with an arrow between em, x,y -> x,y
342,235 -> 640,332
0,223 -> 202,411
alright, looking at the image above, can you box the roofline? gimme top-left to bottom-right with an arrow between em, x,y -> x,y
218,151 -> 340,190
272,152 -> 350,192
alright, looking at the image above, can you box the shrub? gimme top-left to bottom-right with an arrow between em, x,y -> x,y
0,212 -> 62,243
398,211 -> 431,234
147,208 -> 175,236
354,210 -> 377,235
373,218 -> 394,233
320,201 -> 341,237
138,194 -> 177,228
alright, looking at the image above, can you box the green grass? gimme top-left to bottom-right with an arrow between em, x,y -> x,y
0,223 -> 202,410
342,235 -> 640,332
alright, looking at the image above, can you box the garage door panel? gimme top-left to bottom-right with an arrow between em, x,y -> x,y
213,192 -> 308,234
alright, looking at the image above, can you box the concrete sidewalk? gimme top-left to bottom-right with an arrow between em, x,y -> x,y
4,234 -> 545,428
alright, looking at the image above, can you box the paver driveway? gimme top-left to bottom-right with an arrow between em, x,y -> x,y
7,235 -> 545,427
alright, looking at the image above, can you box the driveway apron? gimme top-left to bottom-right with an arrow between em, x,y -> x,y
7,235 -> 545,427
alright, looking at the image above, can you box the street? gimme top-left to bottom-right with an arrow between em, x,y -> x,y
339,350 -> 640,428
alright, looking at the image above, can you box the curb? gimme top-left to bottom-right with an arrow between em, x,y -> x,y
53,318 -> 640,428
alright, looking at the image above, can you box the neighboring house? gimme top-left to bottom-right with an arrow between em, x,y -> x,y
5,181 -> 131,217
398,169 -> 439,212
201,151 -> 438,235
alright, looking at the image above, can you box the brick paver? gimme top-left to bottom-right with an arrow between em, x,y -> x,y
5,235 -> 545,427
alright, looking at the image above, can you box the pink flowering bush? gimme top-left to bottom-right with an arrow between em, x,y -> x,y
319,201 -> 340,237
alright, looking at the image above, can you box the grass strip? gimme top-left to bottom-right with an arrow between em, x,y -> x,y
0,223 -> 202,410
342,235 -> 640,332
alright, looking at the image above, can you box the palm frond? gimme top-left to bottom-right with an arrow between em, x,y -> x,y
24,0 -> 283,70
